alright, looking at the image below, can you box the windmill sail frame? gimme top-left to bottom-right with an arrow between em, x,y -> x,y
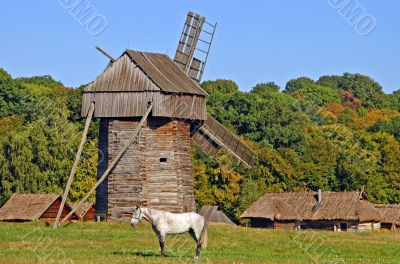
191,114 -> 257,168
174,11 -> 257,168
174,11 -> 217,83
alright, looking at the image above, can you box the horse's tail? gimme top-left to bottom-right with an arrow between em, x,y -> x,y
200,220 -> 208,249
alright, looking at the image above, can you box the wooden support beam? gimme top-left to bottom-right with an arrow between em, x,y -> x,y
60,103 -> 153,224
53,102 -> 95,229
96,46 -> 115,62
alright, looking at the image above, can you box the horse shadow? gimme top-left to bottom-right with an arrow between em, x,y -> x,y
113,249 -> 193,258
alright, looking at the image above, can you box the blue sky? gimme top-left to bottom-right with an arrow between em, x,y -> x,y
1,1 -> 399,93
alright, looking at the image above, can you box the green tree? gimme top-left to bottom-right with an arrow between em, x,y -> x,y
297,129 -> 338,190
285,77 -> 340,106
0,69 -> 27,118
70,139 -> 98,202
368,116 -> 400,142
251,82 -> 280,96
15,75 -> 63,88
317,73 -> 384,108
0,98 -> 80,205
285,77 -> 315,95
201,79 -> 239,94
361,132 -> 400,203
204,80 -> 309,149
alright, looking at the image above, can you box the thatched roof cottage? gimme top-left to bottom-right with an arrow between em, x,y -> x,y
374,204 -> 400,231
241,191 -> 382,231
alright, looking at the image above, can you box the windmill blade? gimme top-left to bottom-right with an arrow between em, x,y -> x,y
191,114 -> 257,168
174,11 -> 217,83
176,12 -> 256,167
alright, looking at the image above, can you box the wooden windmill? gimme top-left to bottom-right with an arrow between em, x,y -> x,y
54,11 -> 256,228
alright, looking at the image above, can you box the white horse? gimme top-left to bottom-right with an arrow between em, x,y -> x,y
130,206 -> 208,258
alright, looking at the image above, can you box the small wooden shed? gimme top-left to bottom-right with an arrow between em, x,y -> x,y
374,204 -> 400,231
0,194 -> 79,222
241,191 -> 382,231
71,202 -> 95,222
199,206 -> 236,225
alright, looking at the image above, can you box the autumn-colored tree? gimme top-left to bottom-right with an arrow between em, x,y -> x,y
341,90 -> 362,110
354,109 -> 400,130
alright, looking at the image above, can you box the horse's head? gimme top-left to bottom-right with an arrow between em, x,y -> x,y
130,206 -> 143,227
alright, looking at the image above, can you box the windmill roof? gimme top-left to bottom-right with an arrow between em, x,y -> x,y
84,50 -> 207,96
241,191 -> 382,222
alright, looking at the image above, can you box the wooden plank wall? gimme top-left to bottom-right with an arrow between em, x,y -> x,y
106,117 -> 144,222
82,92 -> 206,120
40,199 -> 79,222
274,221 -> 296,230
357,222 -> 380,231
97,117 -> 194,222
153,93 -> 206,120
143,118 -> 193,212
81,207 -> 95,222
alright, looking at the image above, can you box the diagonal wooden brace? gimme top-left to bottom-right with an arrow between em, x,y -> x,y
53,102 -> 95,229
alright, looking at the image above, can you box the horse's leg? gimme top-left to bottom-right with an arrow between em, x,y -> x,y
189,229 -> 201,258
152,225 -> 166,257
195,240 -> 201,258
158,233 -> 166,256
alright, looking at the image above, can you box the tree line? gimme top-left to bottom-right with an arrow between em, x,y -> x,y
0,68 -> 399,222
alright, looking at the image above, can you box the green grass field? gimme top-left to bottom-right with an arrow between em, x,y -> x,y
0,222 -> 399,264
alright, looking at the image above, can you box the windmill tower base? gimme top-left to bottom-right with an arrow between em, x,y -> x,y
95,117 -> 195,222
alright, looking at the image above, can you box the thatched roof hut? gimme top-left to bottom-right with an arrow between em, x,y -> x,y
240,197 -> 300,221
0,194 -> 79,222
199,206 -> 236,225
241,191 -> 381,222
374,204 -> 400,226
